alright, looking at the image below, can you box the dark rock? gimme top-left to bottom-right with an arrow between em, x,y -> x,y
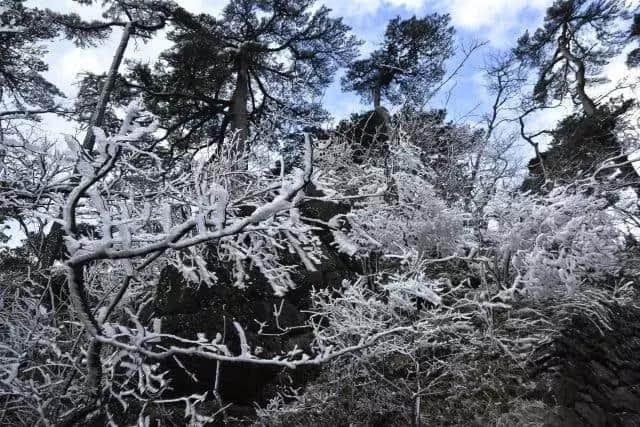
575,401 -> 606,427
545,406 -> 582,427
621,368 -> 640,386
589,361 -> 619,387
556,377 -> 581,406
613,413 -> 640,426
338,108 -> 391,165
578,392 -> 594,403
152,194 -> 359,411
532,305 -> 640,427
610,386 -> 640,411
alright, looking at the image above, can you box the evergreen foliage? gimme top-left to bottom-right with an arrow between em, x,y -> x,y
342,14 -> 454,109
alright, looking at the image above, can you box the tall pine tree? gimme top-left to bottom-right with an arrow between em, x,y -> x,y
128,0 -> 359,154
342,14 -> 454,110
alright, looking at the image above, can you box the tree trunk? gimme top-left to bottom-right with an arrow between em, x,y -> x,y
83,21 -> 134,152
559,44 -> 597,117
42,22 -> 135,279
372,84 -> 381,110
557,27 -> 597,117
37,24 -> 135,414
230,51 -> 250,165
67,264 -> 102,398
85,338 -> 103,398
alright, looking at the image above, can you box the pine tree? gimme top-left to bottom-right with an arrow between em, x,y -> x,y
49,0 -> 185,151
341,14 -> 454,110
0,0 -> 63,117
515,0 -> 639,192
128,0 -> 359,154
514,0 -> 628,115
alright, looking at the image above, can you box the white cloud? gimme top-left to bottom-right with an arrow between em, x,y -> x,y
29,0 -> 225,16
320,0 -> 550,46
174,0 -> 227,15
38,38 -> 113,101
320,0 -> 549,30
446,0 -> 551,46
28,0 -> 103,19
320,0 -> 426,17
447,0 -> 548,30
59,48 -> 105,82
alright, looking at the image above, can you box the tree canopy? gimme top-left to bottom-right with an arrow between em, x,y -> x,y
128,0 -> 359,152
342,14 -> 454,109
514,0 -> 628,115
0,0 -> 63,116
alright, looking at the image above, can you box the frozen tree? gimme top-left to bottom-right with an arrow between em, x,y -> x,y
1,1 -> 640,424
1,100 -> 446,424
248,89 -> 640,423
485,186 -> 624,298
256,143 -> 637,425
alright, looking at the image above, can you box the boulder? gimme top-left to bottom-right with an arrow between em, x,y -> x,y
533,305 -> 640,426
152,192 -> 360,409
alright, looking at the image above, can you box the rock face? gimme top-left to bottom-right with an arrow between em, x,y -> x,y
533,306 -> 640,426
153,190 -> 359,408
342,108 -> 391,164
